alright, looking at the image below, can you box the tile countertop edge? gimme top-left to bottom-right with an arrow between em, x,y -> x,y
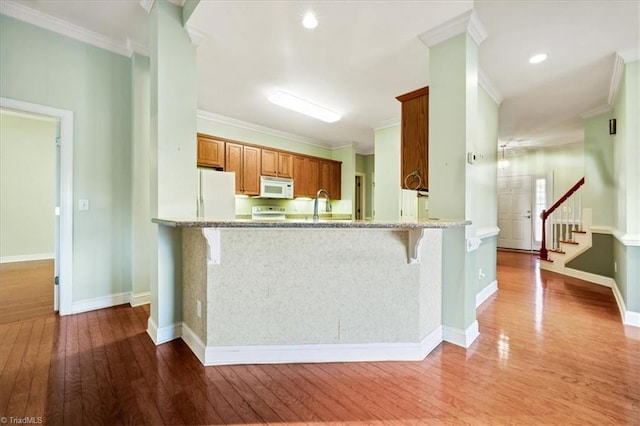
151,218 -> 471,229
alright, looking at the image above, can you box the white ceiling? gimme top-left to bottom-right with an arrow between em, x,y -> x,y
2,0 -> 639,155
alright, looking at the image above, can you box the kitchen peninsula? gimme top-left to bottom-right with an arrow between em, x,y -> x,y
152,218 -> 469,366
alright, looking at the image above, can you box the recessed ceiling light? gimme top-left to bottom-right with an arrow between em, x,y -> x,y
302,11 -> 318,29
268,91 -> 341,123
529,53 -> 547,64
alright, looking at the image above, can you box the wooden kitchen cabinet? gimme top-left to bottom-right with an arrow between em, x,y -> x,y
197,134 -> 225,169
293,155 -> 320,197
397,86 -> 429,191
226,142 -> 260,195
330,161 -> 341,200
262,149 -> 293,178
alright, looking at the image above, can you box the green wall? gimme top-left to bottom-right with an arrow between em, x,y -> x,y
374,125 -> 401,221
0,15 -> 133,302
566,234 -> 614,278
0,111 -> 57,259
583,112 -> 614,227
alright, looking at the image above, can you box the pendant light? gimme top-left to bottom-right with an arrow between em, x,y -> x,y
498,144 -> 509,169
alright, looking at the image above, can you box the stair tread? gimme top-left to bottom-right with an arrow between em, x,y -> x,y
559,240 -> 579,245
539,257 -> 553,262
572,230 -> 587,234
549,249 -> 566,254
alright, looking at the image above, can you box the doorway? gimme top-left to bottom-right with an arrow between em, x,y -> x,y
0,97 -> 74,316
498,175 -> 533,250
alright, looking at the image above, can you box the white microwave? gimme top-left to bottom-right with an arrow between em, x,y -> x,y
260,176 -> 294,199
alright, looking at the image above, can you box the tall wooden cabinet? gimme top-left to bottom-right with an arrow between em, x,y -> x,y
397,86 -> 429,191
226,142 -> 260,195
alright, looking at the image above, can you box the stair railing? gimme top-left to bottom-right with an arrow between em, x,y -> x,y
539,177 -> 585,260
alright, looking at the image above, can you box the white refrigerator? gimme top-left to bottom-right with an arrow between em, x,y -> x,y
197,169 -> 236,220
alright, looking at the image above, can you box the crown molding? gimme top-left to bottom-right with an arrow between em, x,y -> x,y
196,109 -> 332,150
185,24 -> 206,46
372,119 -> 400,131
579,104 -> 612,119
126,38 -> 149,57
139,0 -> 155,14
419,10 -> 487,48
618,48 -> 640,63
1,0 -> 134,57
608,53 -> 625,106
478,69 -> 503,106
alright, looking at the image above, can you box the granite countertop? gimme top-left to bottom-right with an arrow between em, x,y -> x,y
152,217 -> 471,229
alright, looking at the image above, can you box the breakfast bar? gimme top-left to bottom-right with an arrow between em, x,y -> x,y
152,218 -> 469,366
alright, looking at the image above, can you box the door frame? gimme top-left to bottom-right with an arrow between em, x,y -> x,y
354,172 -> 366,220
1,97 -> 74,315
498,174 -> 535,251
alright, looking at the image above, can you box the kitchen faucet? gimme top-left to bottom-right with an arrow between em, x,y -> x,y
313,189 -> 332,222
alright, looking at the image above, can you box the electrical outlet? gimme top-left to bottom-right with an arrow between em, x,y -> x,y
478,268 -> 485,280
196,300 -> 202,318
79,199 -> 89,211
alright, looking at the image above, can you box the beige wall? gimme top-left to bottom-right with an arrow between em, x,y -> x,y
0,110 -> 57,260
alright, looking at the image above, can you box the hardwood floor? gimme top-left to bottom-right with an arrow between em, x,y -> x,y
0,260 -> 54,325
0,251 -> 638,425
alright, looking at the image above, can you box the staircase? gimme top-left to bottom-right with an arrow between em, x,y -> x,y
539,178 -> 593,275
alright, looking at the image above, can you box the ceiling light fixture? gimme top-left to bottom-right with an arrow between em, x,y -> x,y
529,53 -> 547,64
302,11 -> 318,29
268,91 -> 341,123
498,144 -> 510,169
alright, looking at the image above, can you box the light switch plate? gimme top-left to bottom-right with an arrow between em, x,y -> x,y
79,199 -> 89,211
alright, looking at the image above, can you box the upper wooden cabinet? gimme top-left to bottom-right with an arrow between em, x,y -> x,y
397,86 -> 428,191
262,149 -> 293,178
226,142 -> 260,196
197,133 -> 341,199
197,134 -> 225,169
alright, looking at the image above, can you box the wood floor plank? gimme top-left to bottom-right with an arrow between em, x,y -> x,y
0,321 -> 32,415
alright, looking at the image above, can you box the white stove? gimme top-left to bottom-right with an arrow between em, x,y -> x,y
251,206 -> 286,220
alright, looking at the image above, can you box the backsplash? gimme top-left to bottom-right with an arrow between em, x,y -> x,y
235,197 -> 352,219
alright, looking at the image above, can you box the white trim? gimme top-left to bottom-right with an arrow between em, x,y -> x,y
478,70 -> 503,106
590,225 -> 614,235
71,292 -> 130,314
0,0 -> 134,57
126,38 -> 149,58
563,268 -> 613,288
466,237 -> 482,252
419,10 -> 486,48
611,280 -> 640,327
147,318 -> 183,345
138,0 -> 155,14
197,109 -> 331,150
1,97 -> 74,316
580,104 -> 612,119
0,253 -> 54,264
373,119 -> 400,132
476,280 -> 498,308
443,321 -> 479,348
476,226 -> 500,239
130,291 -> 151,307
618,48 -> 640,63
608,53 -> 625,106
185,24 -> 206,46
187,327 -> 443,366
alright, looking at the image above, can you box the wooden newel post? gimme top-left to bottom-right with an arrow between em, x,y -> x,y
539,209 -> 548,260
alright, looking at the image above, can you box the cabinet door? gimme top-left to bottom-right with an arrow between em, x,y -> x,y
319,160 -> 331,194
330,161 -> 341,200
277,152 -> 293,178
225,142 -> 243,194
398,87 -> 429,191
307,157 -> 320,197
197,136 -> 225,169
242,146 -> 261,196
293,155 -> 307,197
261,149 -> 278,176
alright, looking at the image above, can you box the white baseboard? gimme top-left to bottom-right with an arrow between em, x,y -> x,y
71,292 -> 130,314
0,253 -> 54,263
476,280 -> 498,308
183,326 -> 443,366
564,268 -> 614,288
130,291 -> 150,307
611,280 -> 640,327
147,318 -> 182,345
443,321 -> 479,348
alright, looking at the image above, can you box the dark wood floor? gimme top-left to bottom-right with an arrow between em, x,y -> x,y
1,251 -> 638,425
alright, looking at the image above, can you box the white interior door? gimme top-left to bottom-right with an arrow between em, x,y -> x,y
498,176 -> 533,250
